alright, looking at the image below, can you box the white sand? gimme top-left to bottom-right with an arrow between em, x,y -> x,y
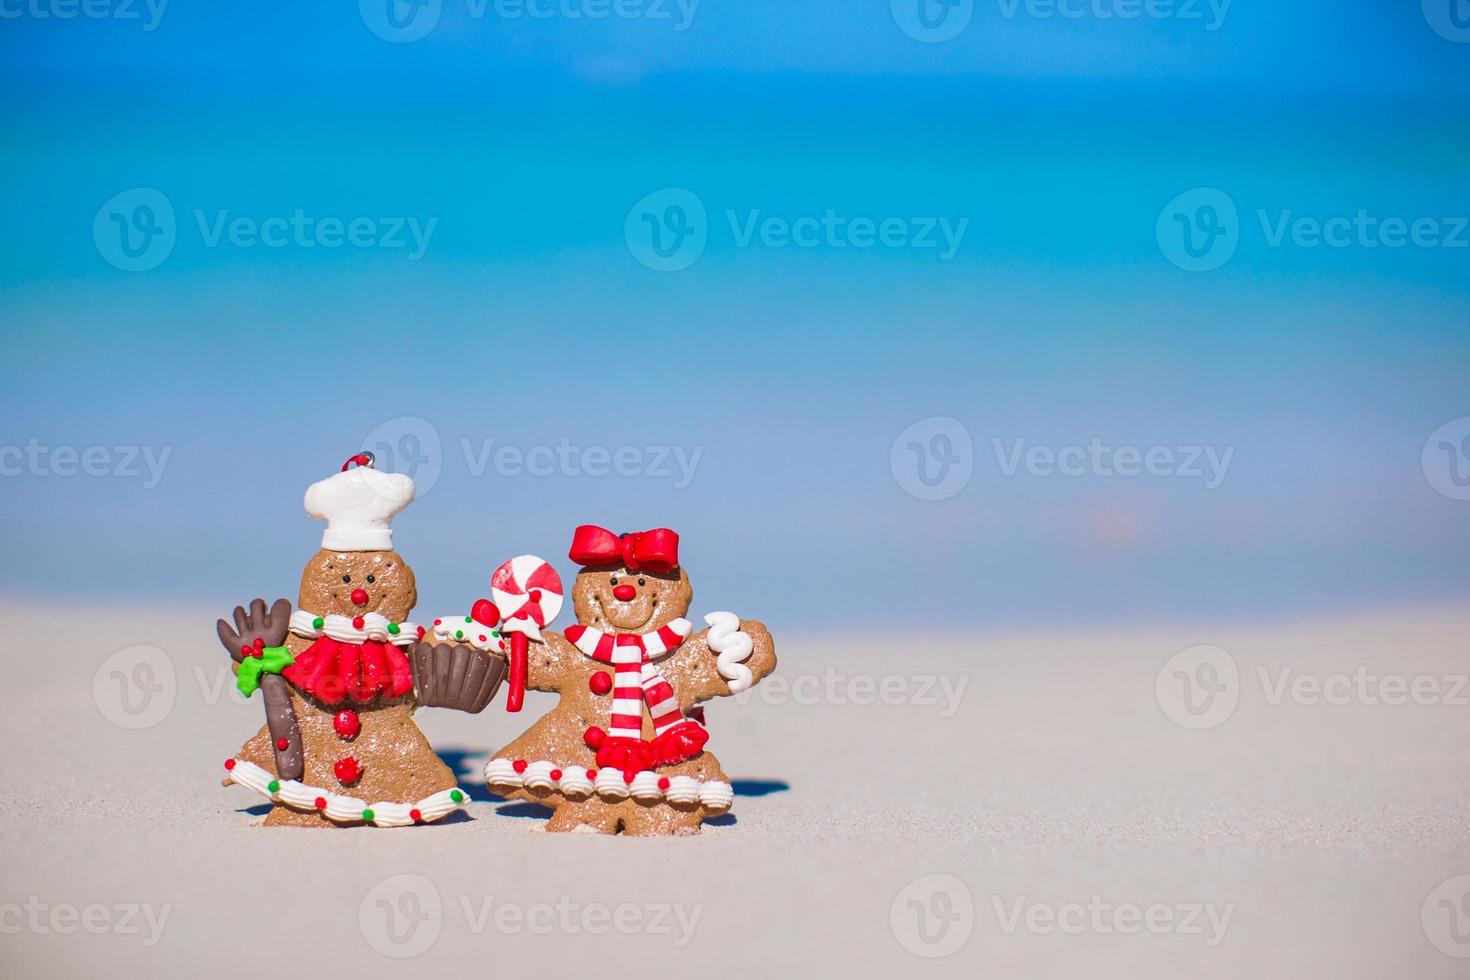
3,601 -> 1469,978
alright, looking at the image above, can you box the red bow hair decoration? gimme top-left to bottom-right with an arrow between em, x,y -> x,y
569,525 -> 680,574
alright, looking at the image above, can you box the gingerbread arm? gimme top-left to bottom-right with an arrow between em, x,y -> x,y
662,619 -> 777,705
524,630 -> 580,693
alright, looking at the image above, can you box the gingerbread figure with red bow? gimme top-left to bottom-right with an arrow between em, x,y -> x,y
217,455 -> 507,827
484,525 -> 776,836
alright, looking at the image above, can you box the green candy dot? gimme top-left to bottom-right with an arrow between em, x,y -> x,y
362,809 -> 374,822
387,622 -> 400,635
464,615 -> 472,623
267,780 -> 280,794
491,631 -> 500,638
312,617 -> 324,630
455,630 -> 463,639
450,789 -> 464,804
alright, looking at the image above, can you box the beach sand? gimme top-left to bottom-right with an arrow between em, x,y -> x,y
3,600 -> 1468,978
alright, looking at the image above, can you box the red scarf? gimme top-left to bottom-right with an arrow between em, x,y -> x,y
283,636 -> 413,705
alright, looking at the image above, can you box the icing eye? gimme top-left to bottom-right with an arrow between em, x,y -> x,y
609,576 -> 618,585
366,575 -> 375,583
342,575 -> 351,583
638,578 -> 646,586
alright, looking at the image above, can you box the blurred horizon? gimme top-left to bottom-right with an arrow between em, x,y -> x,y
3,1 -> 1469,631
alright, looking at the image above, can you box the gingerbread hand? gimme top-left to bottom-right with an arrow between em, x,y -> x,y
216,598 -> 293,662
665,617 -> 777,703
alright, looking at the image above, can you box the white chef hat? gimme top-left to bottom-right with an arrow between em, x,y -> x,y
303,453 -> 414,552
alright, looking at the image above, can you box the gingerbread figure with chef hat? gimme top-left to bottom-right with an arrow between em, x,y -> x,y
483,524 -> 776,836
217,453 -> 508,827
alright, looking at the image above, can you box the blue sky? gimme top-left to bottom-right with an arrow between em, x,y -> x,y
3,2 -> 1468,631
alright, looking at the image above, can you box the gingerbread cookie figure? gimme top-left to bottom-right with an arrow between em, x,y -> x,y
485,525 -> 776,836
218,454 -> 506,827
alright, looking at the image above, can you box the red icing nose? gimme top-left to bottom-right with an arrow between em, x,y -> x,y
612,584 -> 636,602
350,588 -> 369,606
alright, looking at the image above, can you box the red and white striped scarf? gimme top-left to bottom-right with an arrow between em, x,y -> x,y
564,618 -> 693,740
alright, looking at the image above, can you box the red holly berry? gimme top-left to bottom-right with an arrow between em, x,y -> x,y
334,757 -> 361,784
589,672 -> 612,695
252,637 -> 264,650
512,759 -> 528,774
333,710 -> 360,740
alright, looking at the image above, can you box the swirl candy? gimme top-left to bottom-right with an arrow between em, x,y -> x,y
705,611 -> 755,693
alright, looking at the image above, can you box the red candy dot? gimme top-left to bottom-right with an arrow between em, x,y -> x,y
512,759 -> 528,774
410,809 -> 422,822
416,626 -> 426,639
352,615 -> 365,630
583,727 -> 606,749
658,777 -> 671,791
223,759 -> 236,771
549,769 -> 563,781
275,738 -> 289,751
623,770 -> 636,784
586,769 -> 597,780
589,672 -> 612,695
314,797 -> 327,809
333,709 -> 361,740
434,618 -> 442,625
479,635 -> 487,643
334,757 -> 361,784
